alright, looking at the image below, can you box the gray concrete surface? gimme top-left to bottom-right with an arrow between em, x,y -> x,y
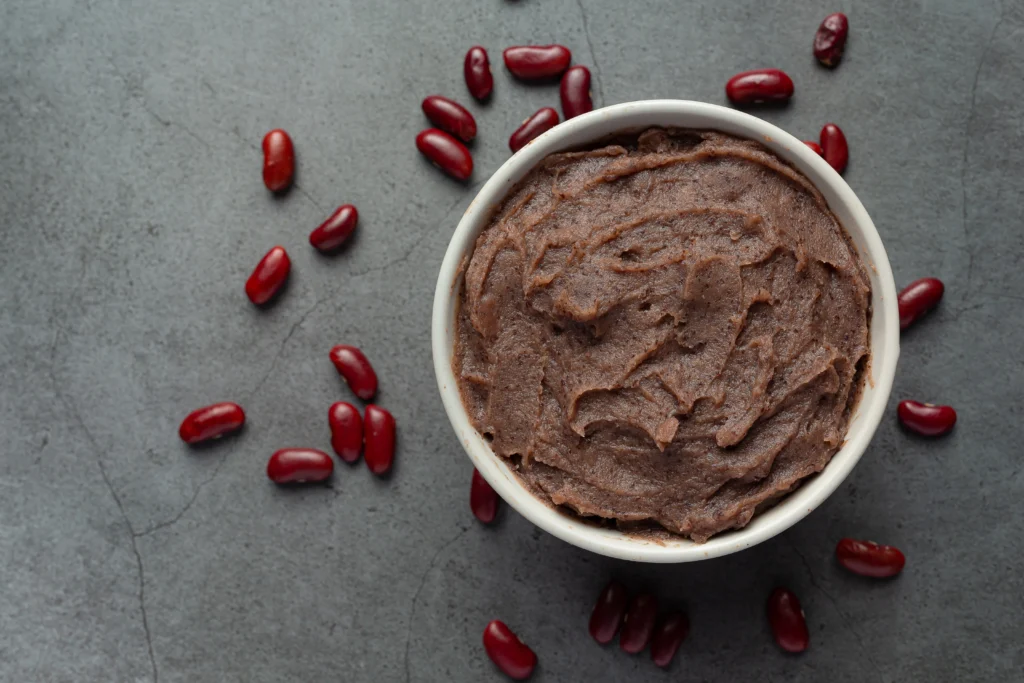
2,0 -> 1022,680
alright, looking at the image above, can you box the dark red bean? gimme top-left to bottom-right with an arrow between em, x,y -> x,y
814,13 -> 850,67
898,400 -> 957,437
328,402 -> 363,463
266,448 -> 334,484
509,107 -> 560,153
482,620 -> 536,680
416,128 -> 473,181
560,65 -> 593,119
725,69 -> 794,105
820,122 -> 849,173
836,538 -> 906,578
422,95 -> 477,143
245,246 -> 291,305
309,205 -> 358,253
804,140 -> 823,155
329,345 -> 378,401
464,46 -> 494,101
470,468 -> 499,524
262,128 -> 294,192
767,587 -> 809,654
898,277 -> 945,330
503,45 -> 572,80
363,404 -> 395,476
619,593 -> 658,654
650,612 -> 689,668
588,580 -> 629,645
178,402 -> 245,444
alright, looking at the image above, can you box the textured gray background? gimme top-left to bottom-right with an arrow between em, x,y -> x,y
2,0 -> 1022,681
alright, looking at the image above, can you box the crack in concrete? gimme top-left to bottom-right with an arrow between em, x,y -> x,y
575,0 -> 605,107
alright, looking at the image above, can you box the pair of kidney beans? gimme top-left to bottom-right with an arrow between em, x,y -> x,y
328,402 -> 395,475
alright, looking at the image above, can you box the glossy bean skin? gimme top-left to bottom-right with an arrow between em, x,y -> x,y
422,95 -> 477,143
328,402 -> 363,463
560,65 -> 593,119
470,468 -> 499,524
482,620 -> 536,680
262,129 -> 295,192
619,593 -> 658,654
650,612 -> 689,668
767,587 -> 809,653
416,128 -> 473,181
509,107 -> 560,153
804,141 -> 823,155
836,538 -> 906,578
898,277 -> 944,329
309,205 -> 358,252
266,448 -> 334,484
363,404 -> 395,476
820,122 -> 849,173
898,400 -> 957,436
464,46 -> 494,101
725,69 -> 794,104
503,45 -> 572,80
588,580 -> 629,645
329,345 -> 378,401
179,403 -> 245,444
814,13 -> 850,67
245,246 -> 291,305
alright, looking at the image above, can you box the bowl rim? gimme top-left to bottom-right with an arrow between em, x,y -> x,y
431,99 -> 899,563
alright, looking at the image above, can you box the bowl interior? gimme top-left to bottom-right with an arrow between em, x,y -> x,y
432,100 -> 899,563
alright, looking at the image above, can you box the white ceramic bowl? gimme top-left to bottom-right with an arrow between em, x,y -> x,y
431,100 -> 899,563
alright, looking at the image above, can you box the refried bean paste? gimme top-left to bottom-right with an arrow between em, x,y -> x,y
454,128 -> 871,542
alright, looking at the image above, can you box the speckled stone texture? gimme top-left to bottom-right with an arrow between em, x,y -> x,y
1,1 -> 1020,681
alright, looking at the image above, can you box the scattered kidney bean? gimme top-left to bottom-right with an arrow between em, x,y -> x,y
178,402 -> 245,444
482,620 -> 536,680
329,345 -> 378,400
261,128 -> 295,192
725,69 -> 794,105
836,538 -> 906,578
650,612 -> 689,668
503,45 -> 572,80
464,46 -> 494,101
470,468 -> 499,524
898,277 -> 945,329
309,205 -> 359,253
560,65 -> 593,119
363,404 -> 395,475
767,587 -> 809,654
804,140 -> 823,155
814,13 -> 850,67
328,402 -> 363,463
266,448 -> 334,484
898,400 -> 957,436
619,593 -> 658,654
416,128 -> 473,181
588,580 -> 629,645
820,123 -> 849,173
245,246 -> 291,305
421,95 -> 477,143
509,107 -> 560,153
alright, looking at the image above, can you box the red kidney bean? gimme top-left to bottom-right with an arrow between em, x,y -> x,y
814,13 -> 850,67
650,612 -> 689,668
416,128 -> 473,181
836,538 -> 906,578
619,593 -> 658,654
503,45 -> 572,80
560,65 -> 593,119
588,580 -> 629,645
898,277 -> 945,330
767,587 -> 809,654
464,46 -> 494,101
509,107 -> 560,153
363,404 -> 395,476
178,402 -> 245,444
422,95 -> 477,143
898,400 -> 957,436
482,620 -> 536,680
328,402 -> 363,463
804,140 -> 823,155
266,448 -> 334,484
470,468 -> 499,524
725,69 -> 794,105
309,204 -> 359,253
245,246 -> 291,305
820,122 -> 849,173
261,128 -> 294,192
329,345 -> 378,400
